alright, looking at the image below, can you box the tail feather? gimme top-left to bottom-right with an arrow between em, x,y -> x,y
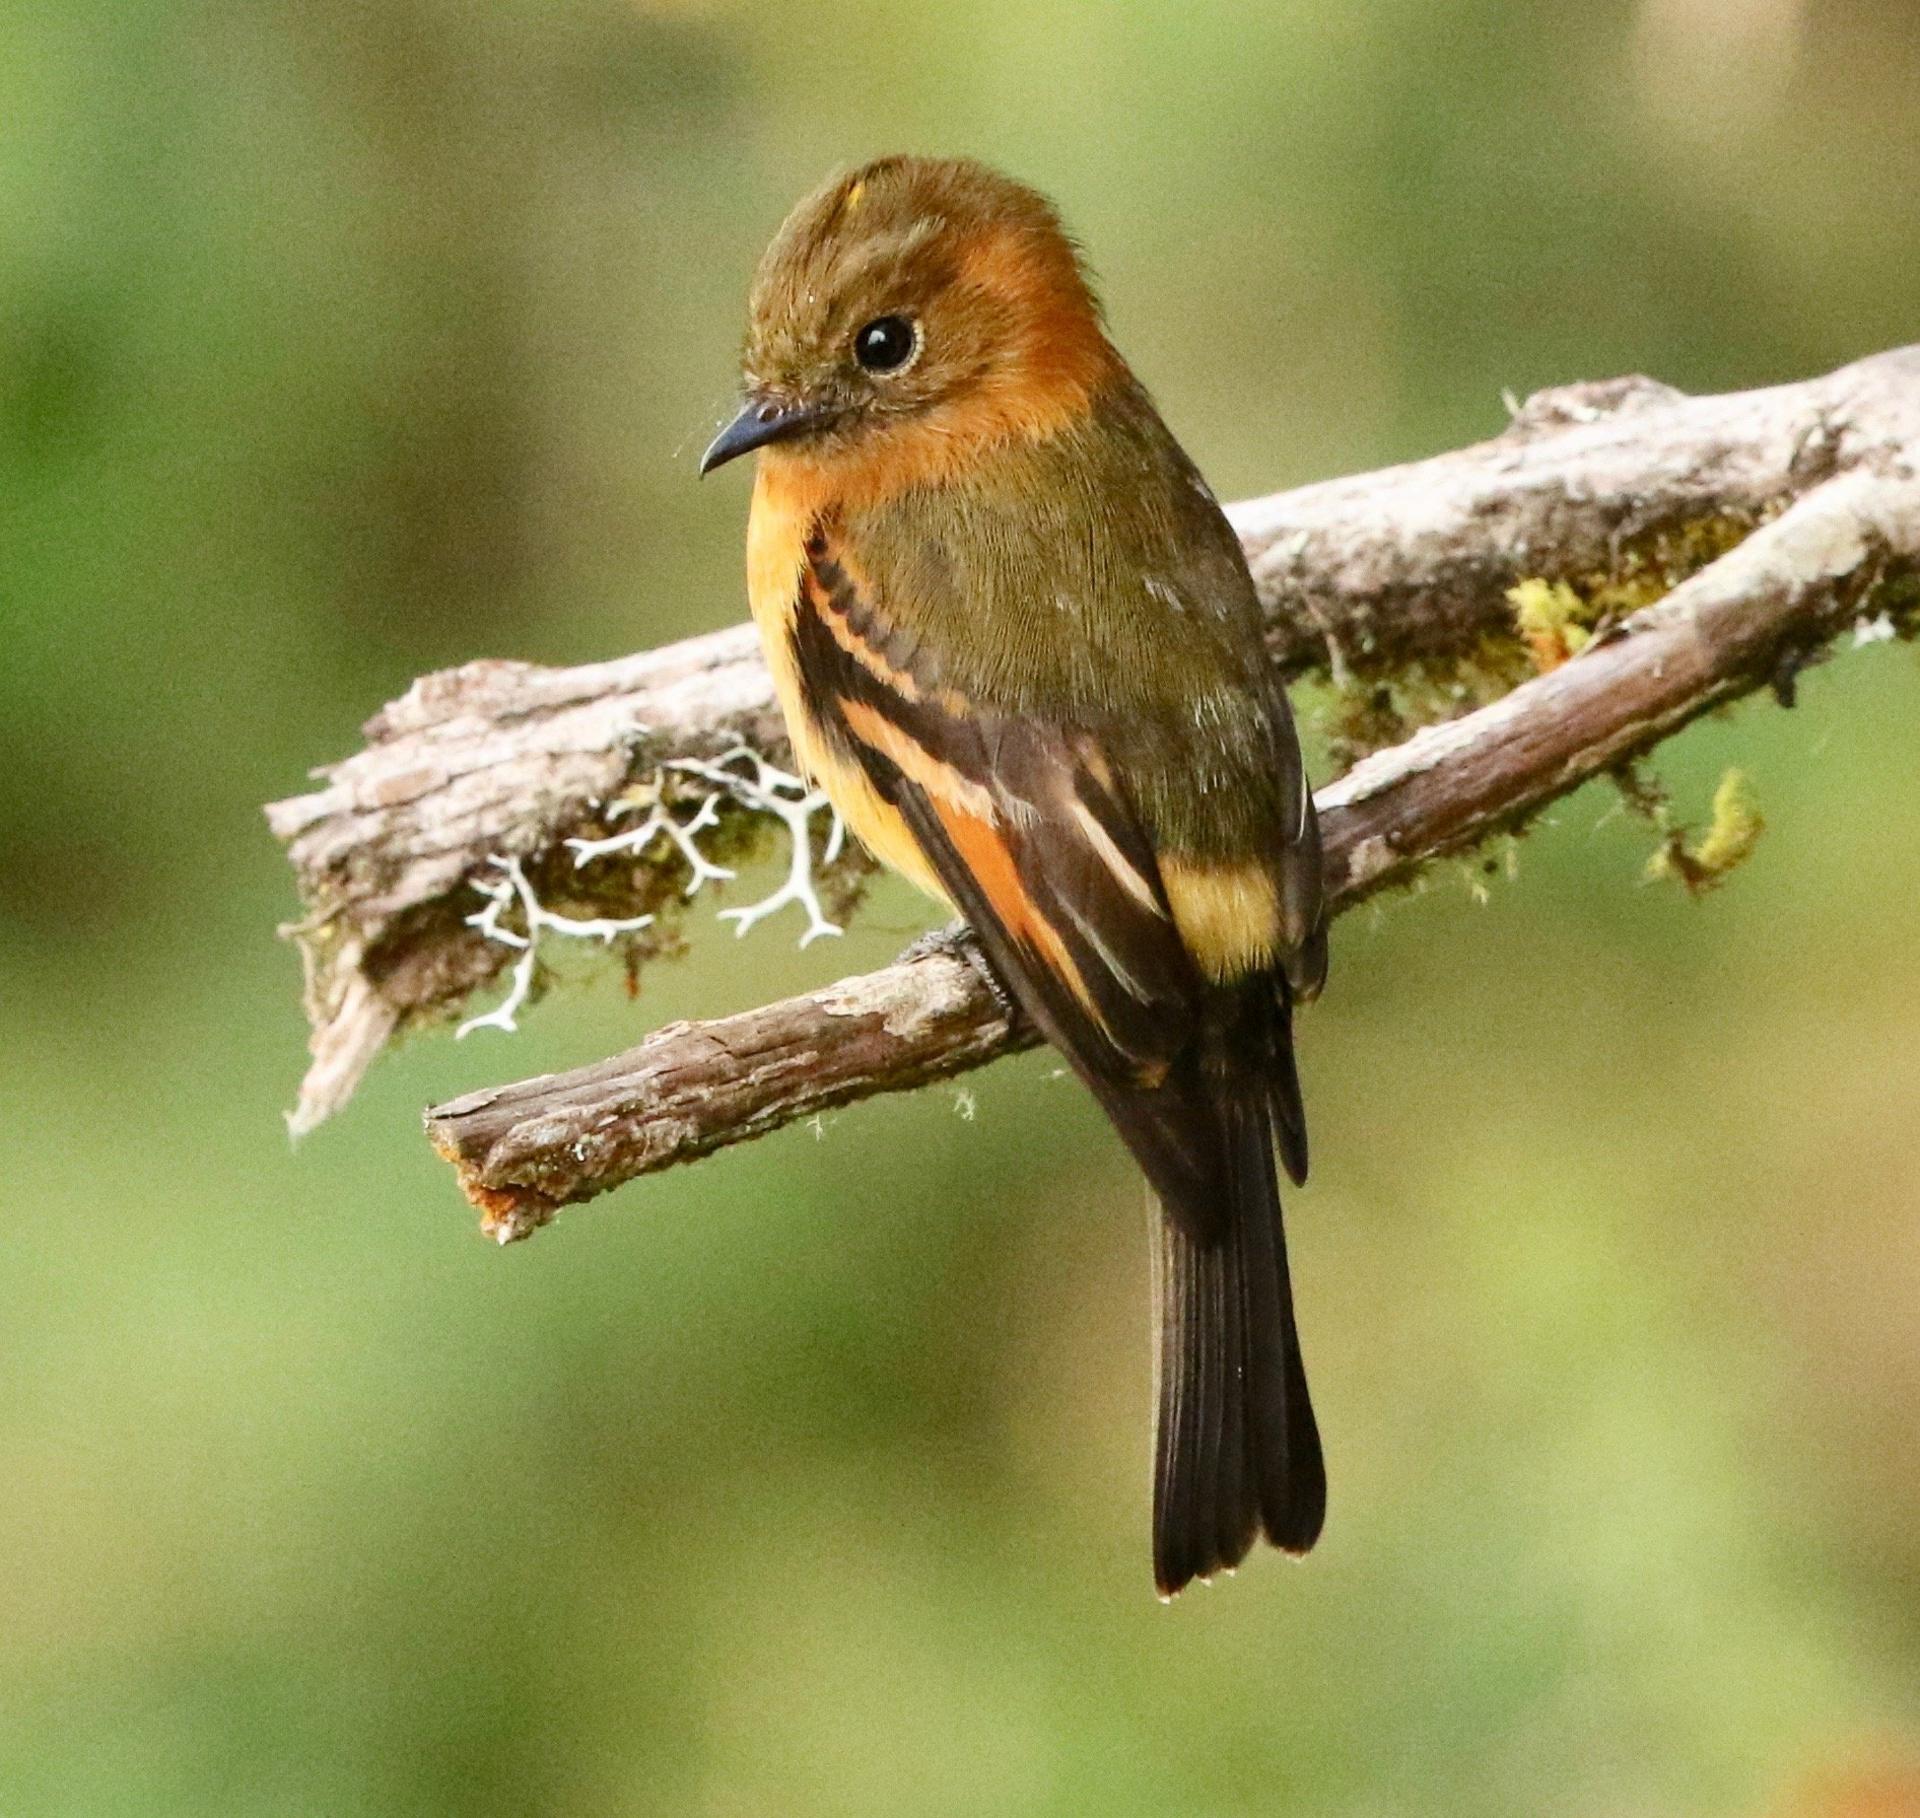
1152,1092 -> 1324,1597
1233,1094 -> 1325,1552
1269,986 -> 1310,1188
1210,1204 -> 1254,1569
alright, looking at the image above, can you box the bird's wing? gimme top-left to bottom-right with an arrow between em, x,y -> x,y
788,528 -> 1244,1230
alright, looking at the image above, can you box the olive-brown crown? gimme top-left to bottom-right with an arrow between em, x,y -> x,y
739,156 -> 1117,464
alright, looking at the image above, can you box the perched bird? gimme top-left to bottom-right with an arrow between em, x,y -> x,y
702,156 -> 1328,1596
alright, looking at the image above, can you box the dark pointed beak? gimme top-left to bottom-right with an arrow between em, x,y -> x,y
699,394 -> 833,475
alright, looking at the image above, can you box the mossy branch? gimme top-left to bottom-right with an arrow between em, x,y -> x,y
426,460 -> 1918,1238
264,347 -> 1920,1203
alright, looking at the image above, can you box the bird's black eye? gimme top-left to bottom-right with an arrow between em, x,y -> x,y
854,315 -> 918,374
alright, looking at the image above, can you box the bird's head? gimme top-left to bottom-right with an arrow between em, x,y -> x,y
702,156 -> 1116,488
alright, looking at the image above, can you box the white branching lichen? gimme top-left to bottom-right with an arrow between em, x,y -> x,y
669,748 -> 846,947
457,855 -> 656,1038
458,744 -> 849,1040
566,789 -> 735,895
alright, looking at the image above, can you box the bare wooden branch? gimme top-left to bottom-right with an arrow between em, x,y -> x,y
427,458 -> 1920,1239
268,346 -> 1920,1135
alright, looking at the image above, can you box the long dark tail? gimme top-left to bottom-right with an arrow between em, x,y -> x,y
1143,1011 -> 1324,1597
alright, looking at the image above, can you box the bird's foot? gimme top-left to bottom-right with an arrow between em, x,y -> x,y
897,920 -> 1021,1024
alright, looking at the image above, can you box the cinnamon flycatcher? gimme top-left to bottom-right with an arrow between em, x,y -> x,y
702,156 -> 1328,1596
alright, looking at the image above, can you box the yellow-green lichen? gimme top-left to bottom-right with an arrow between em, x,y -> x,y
1585,514 -> 1762,617
1313,513 -> 1765,769
1643,768 -> 1764,896
1507,577 -> 1594,670
1507,514 -> 1763,676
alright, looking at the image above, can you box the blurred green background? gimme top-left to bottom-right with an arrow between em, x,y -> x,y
6,1 -> 1920,1813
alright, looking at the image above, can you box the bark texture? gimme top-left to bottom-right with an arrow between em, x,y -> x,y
425,458 -> 1920,1239
261,347 -> 1920,1213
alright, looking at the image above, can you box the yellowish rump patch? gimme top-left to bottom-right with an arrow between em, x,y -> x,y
1159,858 -> 1283,982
